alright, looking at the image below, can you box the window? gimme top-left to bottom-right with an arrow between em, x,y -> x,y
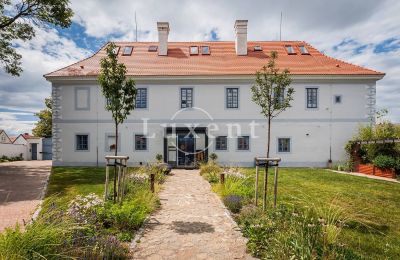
136,88 -> 147,108
254,45 -> 263,51
113,46 -> 120,55
285,45 -> 296,54
106,97 -> 111,107
278,138 -> 291,153
237,136 -> 249,150
148,45 -> 158,52
122,46 -> 133,56
299,45 -> 309,55
181,88 -> 193,108
215,136 -> 227,150
189,46 -> 199,55
1,135 -> 6,142
76,135 -> 88,151
226,88 -> 239,108
306,88 -> 318,108
201,46 -> 210,55
274,88 -> 285,106
135,135 -> 147,150
334,95 -> 342,104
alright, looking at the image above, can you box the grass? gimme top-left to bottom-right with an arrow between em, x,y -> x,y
211,167 -> 400,259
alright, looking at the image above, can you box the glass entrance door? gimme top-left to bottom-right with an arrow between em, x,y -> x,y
177,133 -> 195,167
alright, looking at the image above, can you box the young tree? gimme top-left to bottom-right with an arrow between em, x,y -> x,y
98,42 -> 137,201
251,51 -> 294,209
32,97 -> 52,137
0,0 -> 73,76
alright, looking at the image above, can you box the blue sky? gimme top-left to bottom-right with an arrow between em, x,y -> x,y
0,0 -> 399,135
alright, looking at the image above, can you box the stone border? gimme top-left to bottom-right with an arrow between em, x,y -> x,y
30,167 -> 51,223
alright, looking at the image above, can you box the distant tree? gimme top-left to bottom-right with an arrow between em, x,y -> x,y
32,97 -> 52,137
98,42 -> 137,201
251,51 -> 294,209
0,0 -> 73,76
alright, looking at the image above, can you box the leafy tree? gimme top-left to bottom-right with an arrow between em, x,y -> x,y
0,0 -> 73,76
32,97 -> 52,137
98,42 -> 137,201
251,51 -> 294,209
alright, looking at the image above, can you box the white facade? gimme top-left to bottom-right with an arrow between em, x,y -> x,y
50,76 -> 378,167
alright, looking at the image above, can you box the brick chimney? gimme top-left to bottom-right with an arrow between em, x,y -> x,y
157,22 -> 169,56
234,20 -> 248,56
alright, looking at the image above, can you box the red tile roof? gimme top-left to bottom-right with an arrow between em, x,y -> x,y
45,41 -> 384,78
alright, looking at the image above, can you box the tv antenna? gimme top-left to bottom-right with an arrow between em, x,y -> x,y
135,11 -> 138,42
279,11 -> 283,41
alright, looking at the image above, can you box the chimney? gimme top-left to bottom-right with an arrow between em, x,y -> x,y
234,20 -> 248,56
157,22 -> 169,56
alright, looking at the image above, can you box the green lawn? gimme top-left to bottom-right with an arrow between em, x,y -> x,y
46,167 -> 107,205
214,168 -> 400,259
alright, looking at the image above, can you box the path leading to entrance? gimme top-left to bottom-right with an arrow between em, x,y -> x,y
131,169 -> 254,260
0,161 -> 51,232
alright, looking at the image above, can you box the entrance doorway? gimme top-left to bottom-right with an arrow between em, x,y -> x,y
31,143 -> 37,160
164,127 -> 208,168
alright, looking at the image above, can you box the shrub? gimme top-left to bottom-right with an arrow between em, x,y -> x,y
209,153 -> 218,162
372,155 -> 397,169
223,195 -> 243,213
67,193 -> 104,224
155,153 -> 163,162
199,161 -> 222,176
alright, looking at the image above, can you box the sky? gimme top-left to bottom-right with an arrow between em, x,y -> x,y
0,0 -> 399,135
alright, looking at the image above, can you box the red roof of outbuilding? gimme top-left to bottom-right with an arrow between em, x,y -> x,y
45,41 -> 384,78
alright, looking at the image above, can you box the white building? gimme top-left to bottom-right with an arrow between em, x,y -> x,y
0,132 -> 43,160
45,20 -> 384,168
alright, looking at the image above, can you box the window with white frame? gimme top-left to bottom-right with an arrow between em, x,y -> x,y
226,88 -> 239,108
181,88 -> 193,108
76,134 -> 89,151
215,136 -> 227,150
278,138 -> 291,153
237,136 -> 249,150
135,135 -> 147,150
274,88 -> 285,106
136,88 -> 147,108
306,88 -> 318,108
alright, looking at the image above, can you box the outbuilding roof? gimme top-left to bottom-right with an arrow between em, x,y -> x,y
45,41 -> 384,78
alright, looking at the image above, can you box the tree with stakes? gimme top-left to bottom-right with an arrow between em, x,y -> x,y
251,51 -> 294,209
98,42 -> 137,202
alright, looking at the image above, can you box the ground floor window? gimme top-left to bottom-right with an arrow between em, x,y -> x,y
76,134 -> 88,151
135,135 -> 147,150
215,136 -> 227,150
278,138 -> 291,153
237,136 -> 249,150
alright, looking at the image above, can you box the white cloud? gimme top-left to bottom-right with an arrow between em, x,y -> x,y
0,112 -> 35,135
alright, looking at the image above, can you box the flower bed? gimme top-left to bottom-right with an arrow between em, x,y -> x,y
356,164 -> 396,179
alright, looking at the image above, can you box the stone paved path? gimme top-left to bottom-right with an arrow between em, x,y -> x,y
0,161 -> 51,232
131,169 -> 254,260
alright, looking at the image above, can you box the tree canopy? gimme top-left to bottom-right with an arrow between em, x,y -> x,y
0,0 -> 73,76
32,97 -> 52,137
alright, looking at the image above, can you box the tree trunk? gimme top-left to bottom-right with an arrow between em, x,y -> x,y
113,121 -> 118,202
263,116 -> 272,210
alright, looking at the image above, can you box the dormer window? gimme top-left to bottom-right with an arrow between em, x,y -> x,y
190,46 -> 199,55
285,45 -> 296,55
148,45 -> 158,52
122,46 -> 133,56
299,45 -> 309,55
113,46 -> 120,55
254,46 -> 263,51
201,46 -> 210,55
